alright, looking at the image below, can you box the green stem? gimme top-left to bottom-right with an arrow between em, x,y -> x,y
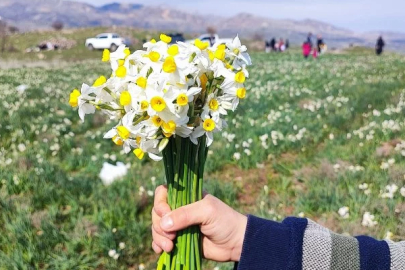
161,137 -> 207,270
190,229 -> 195,270
180,139 -> 190,265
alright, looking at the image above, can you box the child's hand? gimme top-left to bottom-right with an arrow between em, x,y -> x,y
151,185 -> 247,262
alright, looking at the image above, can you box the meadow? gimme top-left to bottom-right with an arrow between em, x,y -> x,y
1,42 -> 405,269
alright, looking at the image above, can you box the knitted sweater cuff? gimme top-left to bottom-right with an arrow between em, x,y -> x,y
236,215 -> 292,270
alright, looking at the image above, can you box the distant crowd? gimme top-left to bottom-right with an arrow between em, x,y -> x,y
264,33 -> 327,58
265,33 -> 386,58
302,33 -> 327,59
265,38 -> 289,52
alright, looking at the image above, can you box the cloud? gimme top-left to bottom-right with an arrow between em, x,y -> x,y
77,0 -> 405,32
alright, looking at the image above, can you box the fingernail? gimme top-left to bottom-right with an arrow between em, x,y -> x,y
161,215 -> 173,230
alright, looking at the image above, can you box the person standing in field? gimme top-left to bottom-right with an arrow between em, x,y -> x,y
306,32 -> 313,49
317,34 -> 324,53
279,38 -> 285,52
376,36 -> 385,55
265,40 -> 271,53
270,38 -> 276,52
302,41 -> 311,58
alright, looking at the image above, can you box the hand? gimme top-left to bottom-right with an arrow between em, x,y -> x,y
151,185 -> 247,262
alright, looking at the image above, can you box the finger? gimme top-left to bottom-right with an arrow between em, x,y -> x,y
152,207 -> 177,240
154,185 -> 171,217
152,212 -> 177,240
152,225 -> 174,253
160,195 -> 215,232
152,241 -> 163,254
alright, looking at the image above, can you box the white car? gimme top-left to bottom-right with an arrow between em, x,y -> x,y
85,33 -> 126,51
186,34 -> 233,48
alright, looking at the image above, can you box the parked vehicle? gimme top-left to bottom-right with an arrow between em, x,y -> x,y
85,33 -> 127,51
166,33 -> 185,44
186,34 -> 233,48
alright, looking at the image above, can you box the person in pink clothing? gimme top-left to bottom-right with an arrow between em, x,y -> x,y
302,42 -> 311,58
312,47 -> 318,58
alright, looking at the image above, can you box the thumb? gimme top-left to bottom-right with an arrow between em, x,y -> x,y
160,196 -> 213,232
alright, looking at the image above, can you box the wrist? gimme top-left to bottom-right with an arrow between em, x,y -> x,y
230,213 -> 247,261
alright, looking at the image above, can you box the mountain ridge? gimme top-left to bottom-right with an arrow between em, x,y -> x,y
0,0 -> 404,50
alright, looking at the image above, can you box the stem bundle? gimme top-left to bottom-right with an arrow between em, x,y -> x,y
158,136 -> 208,270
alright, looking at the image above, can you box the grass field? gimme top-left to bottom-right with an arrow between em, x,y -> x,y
1,42 -> 405,269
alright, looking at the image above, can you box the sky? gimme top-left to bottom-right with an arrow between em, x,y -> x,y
77,0 -> 405,33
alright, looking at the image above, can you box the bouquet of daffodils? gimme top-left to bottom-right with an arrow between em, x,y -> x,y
69,34 -> 251,270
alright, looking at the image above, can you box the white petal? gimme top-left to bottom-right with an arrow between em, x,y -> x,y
192,126 -> 205,138
123,143 -> 132,154
148,152 -> 163,161
104,129 -> 117,139
206,132 -> 214,146
187,87 -> 202,98
176,126 -> 193,138
190,136 -> 198,145
233,35 -> 241,48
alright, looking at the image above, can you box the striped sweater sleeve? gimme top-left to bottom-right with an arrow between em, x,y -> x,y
236,215 -> 404,270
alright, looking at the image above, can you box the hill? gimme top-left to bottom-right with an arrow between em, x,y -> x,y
0,0 -> 404,50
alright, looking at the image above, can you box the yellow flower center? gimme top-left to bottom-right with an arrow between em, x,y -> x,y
120,91 -> 131,106
93,76 -> 107,87
150,39 -> 157,43
160,34 -> 172,43
168,45 -> 179,56
151,115 -> 163,127
151,96 -> 166,112
102,49 -> 110,62
136,136 -> 142,145
116,66 -> 127,78
235,71 -> 246,83
195,39 -> 209,50
233,48 -> 240,55
209,99 -> 219,111
69,89 -> 81,108
208,50 -> 214,61
124,48 -> 131,57
163,56 -> 177,73
140,100 -> 149,111
149,51 -> 161,62
177,94 -> 188,106
117,126 -> 130,140
237,88 -> 246,99
118,59 -> 125,66
214,49 -> 225,61
112,135 -> 124,146
203,119 -> 216,132
137,77 -> 147,88
133,148 -> 145,160
217,44 -> 226,50
162,120 -> 176,134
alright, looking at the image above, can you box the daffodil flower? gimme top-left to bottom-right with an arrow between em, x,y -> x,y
226,35 -> 252,67
74,83 -> 97,121
201,93 -> 231,122
103,111 -> 143,153
190,116 -> 224,146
